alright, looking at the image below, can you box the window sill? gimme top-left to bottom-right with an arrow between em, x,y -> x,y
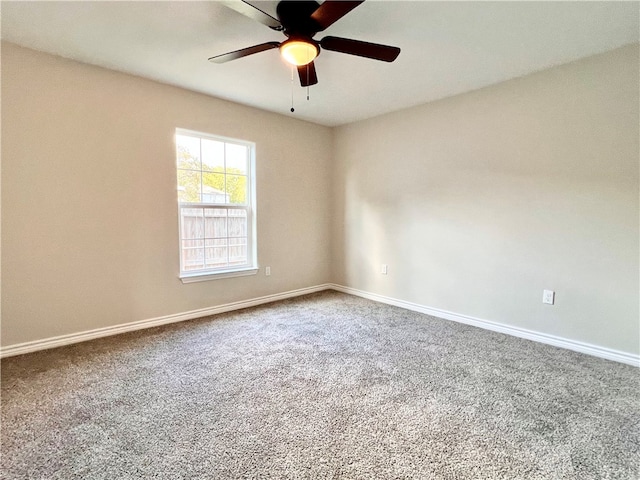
180,267 -> 259,284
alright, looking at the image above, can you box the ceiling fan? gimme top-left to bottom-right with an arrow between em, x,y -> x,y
209,0 -> 401,87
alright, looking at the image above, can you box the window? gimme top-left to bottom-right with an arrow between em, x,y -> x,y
175,129 -> 257,282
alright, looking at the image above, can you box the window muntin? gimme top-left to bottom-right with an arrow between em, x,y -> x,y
176,129 -> 256,279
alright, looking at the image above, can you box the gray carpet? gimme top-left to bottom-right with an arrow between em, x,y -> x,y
1,291 -> 639,479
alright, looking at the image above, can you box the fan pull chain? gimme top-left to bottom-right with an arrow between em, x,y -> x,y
290,66 -> 295,113
307,66 -> 310,101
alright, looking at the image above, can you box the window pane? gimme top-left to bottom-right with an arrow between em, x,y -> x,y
202,139 -> 224,172
181,207 -> 204,240
182,239 -> 204,271
229,237 -> 247,265
202,173 -> 227,203
226,175 -> 247,205
225,143 -> 248,175
228,210 -> 247,237
176,135 -> 201,170
177,169 -> 201,203
204,208 -> 227,239
205,239 -> 228,268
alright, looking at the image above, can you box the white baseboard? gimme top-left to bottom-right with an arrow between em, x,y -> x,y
3,283 -> 638,367
329,284 -> 639,367
0,284 -> 332,359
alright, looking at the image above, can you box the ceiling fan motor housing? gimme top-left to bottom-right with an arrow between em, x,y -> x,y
276,1 -> 323,37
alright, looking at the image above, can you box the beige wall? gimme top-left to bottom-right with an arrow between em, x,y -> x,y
332,44 -> 639,355
1,42 -> 332,346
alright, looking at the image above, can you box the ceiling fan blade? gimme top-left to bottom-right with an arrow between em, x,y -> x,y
310,1 -> 364,31
297,62 -> 318,87
320,36 -> 400,62
221,0 -> 283,31
208,42 -> 280,63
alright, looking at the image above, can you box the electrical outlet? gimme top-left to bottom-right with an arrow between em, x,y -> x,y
542,290 -> 555,305
265,266 -> 271,276
381,264 -> 388,275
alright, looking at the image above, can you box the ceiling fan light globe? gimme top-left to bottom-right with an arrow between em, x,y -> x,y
280,40 -> 318,66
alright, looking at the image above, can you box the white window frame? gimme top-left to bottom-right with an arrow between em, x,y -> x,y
175,128 -> 257,283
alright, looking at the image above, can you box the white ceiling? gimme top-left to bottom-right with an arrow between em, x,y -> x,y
1,1 -> 638,127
